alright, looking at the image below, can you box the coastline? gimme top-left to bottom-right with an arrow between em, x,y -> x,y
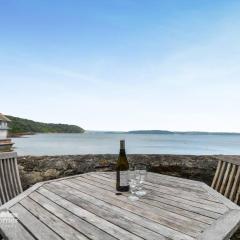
17,154 -> 240,190
8,132 -> 35,138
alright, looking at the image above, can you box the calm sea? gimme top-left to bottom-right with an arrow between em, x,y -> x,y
12,132 -> 240,156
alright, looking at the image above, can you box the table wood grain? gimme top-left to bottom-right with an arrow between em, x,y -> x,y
0,172 -> 240,240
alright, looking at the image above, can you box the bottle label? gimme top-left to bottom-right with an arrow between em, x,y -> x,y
120,171 -> 129,186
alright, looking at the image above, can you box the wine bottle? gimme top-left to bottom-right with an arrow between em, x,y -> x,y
116,140 -> 129,192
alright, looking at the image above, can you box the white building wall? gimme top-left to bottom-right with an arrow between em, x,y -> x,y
0,130 -> 8,139
0,121 -> 8,129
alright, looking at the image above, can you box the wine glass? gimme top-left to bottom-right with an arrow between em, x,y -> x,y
128,168 -> 139,201
135,164 -> 147,197
128,179 -> 139,201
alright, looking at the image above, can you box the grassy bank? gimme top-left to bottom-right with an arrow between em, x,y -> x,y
7,115 -> 84,135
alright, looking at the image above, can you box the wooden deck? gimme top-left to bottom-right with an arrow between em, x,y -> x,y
0,172 -> 240,240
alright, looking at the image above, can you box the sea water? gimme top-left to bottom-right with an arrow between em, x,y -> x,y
12,132 -> 240,156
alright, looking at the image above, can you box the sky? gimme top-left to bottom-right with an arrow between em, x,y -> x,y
1,0 -> 240,132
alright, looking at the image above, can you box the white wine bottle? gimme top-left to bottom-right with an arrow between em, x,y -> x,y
116,140 -> 129,192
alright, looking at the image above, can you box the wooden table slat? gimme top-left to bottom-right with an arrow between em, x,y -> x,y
97,172 -> 207,195
45,181 -> 195,240
38,187 -> 162,240
82,174 -> 221,219
71,177 -> 207,232
88,173 -> 226,207
80,174 -> 215,225
0,210 -> 35,240
0,171 -> 239,240
198,210 -> 240,240
20,197 -> 90,240
62,178 -> 202,237
76,174 -> 214,225
28,191 -> 117,240
81,174 -> 227,215
11,203 -> 62,240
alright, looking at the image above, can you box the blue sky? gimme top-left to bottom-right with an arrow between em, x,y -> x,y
1,0 -> 240,131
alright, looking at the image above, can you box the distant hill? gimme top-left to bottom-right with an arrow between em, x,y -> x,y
127,130 -> 240,135
128,130 -> 173,134
6,115 -> 84,135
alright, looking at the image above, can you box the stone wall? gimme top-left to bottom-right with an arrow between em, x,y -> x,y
16,154 -> 235,190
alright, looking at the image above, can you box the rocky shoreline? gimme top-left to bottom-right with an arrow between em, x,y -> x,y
16,154 -> 239,190
9,132 -> 35,138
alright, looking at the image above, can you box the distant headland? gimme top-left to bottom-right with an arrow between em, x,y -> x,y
88,130 -> 240,135
127,130 -> 240,135
7,115 -> 84,136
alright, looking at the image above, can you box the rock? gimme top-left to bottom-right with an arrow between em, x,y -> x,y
43,169 -> 60,179
20,171 -> 42,189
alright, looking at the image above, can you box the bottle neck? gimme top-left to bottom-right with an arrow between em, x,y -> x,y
120,140 -> 125,149
119,148 -> 126,155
